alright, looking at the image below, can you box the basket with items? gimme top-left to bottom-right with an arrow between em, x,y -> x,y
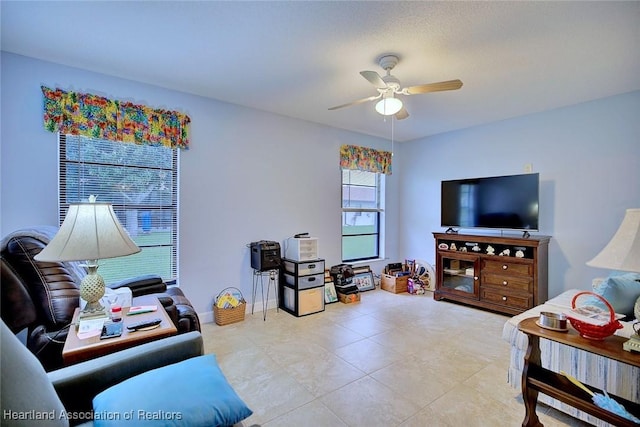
566,291 -> 624,340
213,287 -> 247,326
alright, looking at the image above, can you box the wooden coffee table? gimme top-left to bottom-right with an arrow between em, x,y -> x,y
63,296 -> 177,366
518,316 -> 640,427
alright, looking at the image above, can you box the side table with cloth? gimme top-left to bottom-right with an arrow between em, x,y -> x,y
502,285 -> 639,427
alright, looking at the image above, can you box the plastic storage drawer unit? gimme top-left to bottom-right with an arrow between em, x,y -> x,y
279,257 -> 326,317
284,237 -> 318,261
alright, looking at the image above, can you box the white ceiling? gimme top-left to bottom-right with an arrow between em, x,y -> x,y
2,1 -> 639,142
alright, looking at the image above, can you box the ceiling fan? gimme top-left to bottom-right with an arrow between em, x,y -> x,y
328,54 -> 463,120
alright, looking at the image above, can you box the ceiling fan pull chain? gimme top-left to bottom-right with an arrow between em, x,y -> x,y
391,115 -> 395,156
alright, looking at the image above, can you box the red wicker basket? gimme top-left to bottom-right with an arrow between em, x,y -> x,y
568,291 -> 623,340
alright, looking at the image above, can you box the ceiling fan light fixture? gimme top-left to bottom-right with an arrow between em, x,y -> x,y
328,53 -> 461,120
375,96 -> 403,116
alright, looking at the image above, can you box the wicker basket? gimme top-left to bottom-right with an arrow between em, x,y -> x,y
568,291 -> 623,340
213,287 -> 246,326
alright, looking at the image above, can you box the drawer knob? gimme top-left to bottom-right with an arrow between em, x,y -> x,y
503,281 -> 508,286
474,276 -> 478,281
502,265 -> 508,270
502,296 -> 507,301
308,264 -> 316,269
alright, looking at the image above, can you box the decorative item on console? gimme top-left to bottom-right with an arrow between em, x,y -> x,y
465,242 -> 479,253
439,240 -> 530,259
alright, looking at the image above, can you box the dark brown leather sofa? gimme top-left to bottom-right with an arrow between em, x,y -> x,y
1,226 -> 200,371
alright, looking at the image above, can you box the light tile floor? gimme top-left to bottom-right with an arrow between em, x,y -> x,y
202,289 -> 592,427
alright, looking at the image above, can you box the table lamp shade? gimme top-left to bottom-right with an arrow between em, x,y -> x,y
34,201 -> 140,317
34,202 -> 140,262
586,208 -> 640,273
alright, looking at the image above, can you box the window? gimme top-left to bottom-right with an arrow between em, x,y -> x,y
341,169 -> 384,262
59,135 -> 178,284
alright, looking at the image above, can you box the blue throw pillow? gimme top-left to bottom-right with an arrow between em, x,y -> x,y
93,354 -> 252,427
589,272 -> 640,317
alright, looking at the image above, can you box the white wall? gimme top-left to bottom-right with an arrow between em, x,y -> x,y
397,91 -> 640,298
0,52 -> 401,321
3,51 -> 638,317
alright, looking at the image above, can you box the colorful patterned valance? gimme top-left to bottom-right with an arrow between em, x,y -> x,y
41,86 -> 190,150
340,144 -> 392,175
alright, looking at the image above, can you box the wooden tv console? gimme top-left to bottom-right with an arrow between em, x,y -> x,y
433,232 -> 550,316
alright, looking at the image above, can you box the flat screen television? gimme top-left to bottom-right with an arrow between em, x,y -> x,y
441,173 -> 539,231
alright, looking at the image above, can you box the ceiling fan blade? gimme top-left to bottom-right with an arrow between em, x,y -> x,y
328,94 -> 381,111
360,71 -> 387,89
395,107 -> 409,120
402,79 -> 463,95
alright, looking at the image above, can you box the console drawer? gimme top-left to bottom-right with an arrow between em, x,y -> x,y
482,273 -> 532,292
482,259 -> 532,276
481,288 -> 531,310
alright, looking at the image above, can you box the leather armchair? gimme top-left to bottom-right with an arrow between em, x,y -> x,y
1,226 -> 200,371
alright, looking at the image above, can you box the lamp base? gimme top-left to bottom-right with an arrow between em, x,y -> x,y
623,333 -> 640,353
79,262 -> 107,320
78,307 -> 109,320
